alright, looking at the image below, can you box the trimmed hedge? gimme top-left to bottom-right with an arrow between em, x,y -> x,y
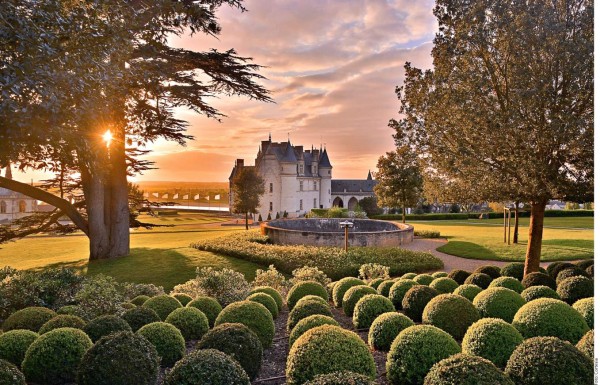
287,281 -> 328,310
422,294 -> 480,339
130,295 -> 150,306
576,329 -> 594,360
164,349 -> 250,385
2,307 -> 56,332
376,210 -> 595,221
249,286 -> 283,311
247,292 -> 278,318
368,278 -> 385,290
548,262 -> 576,279
143,295 -> 182,321
452,284 -> 482,302
473,287 -> 526,323
122,306 -> 161,332
39,315 -> 86,334
576,259 -> 594,270
429,277 -> 459,294
520,285 -> 560,302
376,279 -> 396,297
57,305 -> 79,315
448,269 -> 470,284
431,272 -> 448,278
423,353 -> 514,385
333,278 -> 364,308
342,285 -> 376,316
295,295 -> 329,308
464,273 -> 492,289
0,329 -> 39,367
500,262 -> 525,281
305,371 -> 376,385
473,265 -> 501,279
556,266 -> 590,283
400,273 -> 417,280
287,299 -> 333,332
402,285 -> 439,322
489,276 -> 524,293
462,318 -> 523,368
388,279 -> 418,309
353,294 -> 395,329
187,296 -> 222,327
165,307 -> 209,341
413,274 -> 435,285
586,264 -> 593,277
368,312 -> 414,352
172,293 -> 193,306
572,297 -> 594,329
556,276 -> 593,304
83,315 -> 132,343
0,359 -> 26,385
289,315 -> 339,348
215,301 -> 275,348
521,272 -> 556,289
137,322 -> 185,367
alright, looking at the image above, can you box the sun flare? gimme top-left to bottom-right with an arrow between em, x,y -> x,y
102,130 -> 113,147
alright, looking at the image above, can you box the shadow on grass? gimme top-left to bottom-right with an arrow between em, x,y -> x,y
437,241 -> 501,260
542,239 -> 594,250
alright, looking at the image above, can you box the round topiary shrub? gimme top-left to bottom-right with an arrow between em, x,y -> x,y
429,277 -> 459,294
473,287 -> 526,323
142,295 -> 182,321
402,285 -> 439,322
165,307 -> 209,341
287,299 -> 333,332
187,296 -> 222,327
342,285 -> 377,316
432,272 -> 448,278
136,322 -> 185,367
386,325 -> 461,385
474,265 -> 501,279
512,298 -> 589,343
353,294 -> 395,329
249,286 -> 284,311
289,315 -> 339,347
586,264 -> 593,277
0,358 -> 26,385
305,371 -> 376,385
520,285 -> 560,302
557,276 -> 594,304
505,336 -> 593,385
83,315 -> 132,342
171,293 -> 193,306
422,294 -> 480,339
197,322 -> 263,380
376,279 -> 396,297
333,277 -> 365,308
77,331 -> 160,385
131,295 -> 150,306
388,279 -> 418,309
576,259 -> 594,270
0,330 -> 38,367
452,284 -> 483,302
464,272 -> 492,289
122,306 -> 161,332
247,292 -> 278,318
326,281 -> 337,299
2,307 -> 57,332
401,272 -> 417,280
287,281 -> 328,310
489,276 -> 524,293
121,302 -> 136,310
368,312 -> 414,352
572,297 -> 593,329
215,301 -> 275,348
295,295 -> 329,308
57,305 -> 79,315
164,348 -> 250,385
500,262 -> 525,281
423,353 -> 514,385
39,315 -> 86,334
576,329 -> 594,359
521,272 -> 556,289
368,278 -> 385,290
462,318 -> 523,368
556,267 -> 590,283
448,269 -> 470,284
548,262 -> 576,279
286,325 -> 376,385
22,327 -> 92,384
413,274 -> 435,285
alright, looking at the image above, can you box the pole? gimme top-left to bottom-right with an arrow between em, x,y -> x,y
344,226 -> 349,252
503,208 -> 507,243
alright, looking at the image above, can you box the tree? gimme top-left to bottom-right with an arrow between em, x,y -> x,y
374,146 -> 423,223
0,0 -> 270,259
358,197 -> 383,217
231,168 -> 265,230
392,0 -> 593,273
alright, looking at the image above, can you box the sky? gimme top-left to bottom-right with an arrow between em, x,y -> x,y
16,0 -> 438,184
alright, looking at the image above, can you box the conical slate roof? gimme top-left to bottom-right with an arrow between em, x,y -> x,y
280,141 -> 298,163
318,148 -> 332,168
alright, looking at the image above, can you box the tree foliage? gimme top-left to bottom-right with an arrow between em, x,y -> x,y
231,168 -> 265,229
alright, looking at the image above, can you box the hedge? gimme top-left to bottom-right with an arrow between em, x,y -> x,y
215,301 -> 275,348
136,322 -> 186,367
164,349 -> 250,385
462,318 -> 523,368
424,353 -> 514,385
368,312 -> 414,352
373,210 -> 593,221
422,294 -> 480,339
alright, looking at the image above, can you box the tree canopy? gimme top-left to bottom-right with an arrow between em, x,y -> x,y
231,168 -> 265,229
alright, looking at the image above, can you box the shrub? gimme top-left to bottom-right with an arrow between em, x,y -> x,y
83,315 -> 132,342
576,329 -> 594,359
431,271 -> 448,278
358,263 -> 390,281
415,230 -> 441,238
556,276 -> 593,304
249,286 -> 284,312
429,277 -> 459,294
521,285 -> 560,302
165,307 -> 209,341
489,276 -> 524,293
121,282 -> 164,299
473,265 -> 501,279
342,285 -> 376,316
215,301 -> 275,348
464,273 -> 492,289
402,285 -> 439,322
288,299 -> 333,332
196,323 -> 263,380
462,318 -> 523,368
413,274 -> 435,285
368,312 -> 413,352
287,281 -> 328,310
172,293 -> 193,306
572,297 -> 593,329
121,302 -> 136,310
75,274 -> 125,321
473,287 -> 525,323
521,272 -> 556,289
333,277 -> 364,307
326,281 -> 337,298
586,264 -> 593,277
137,322 -> 185,367
423,353 -> 513,385
172,267 -> 251,307
290,266 -> 332,287
2,307 -> 56,332
500,262 -> 525,281
286,325 -> 376,385
548,262 -> 576,279
130,295 -> 150,306
164,349 -> 250,385
448,269 -> 470,284
422,294 -> 480,339
22,327 -> 92,384
401,272 -> 417,279
556,267 -> 590,283
57,305 -> 79,315
505,336 -> 593,385
247,292 -> 278,318
0,330 -> 38,367
386,325 -> 461,385
368,278 -> 384,290
388,279 -> 418,309
187,296 -> 222,327
252,265 -> 289,295
576,259 -> 594,270
121,306 -> 161,332
305,371 -> 376,385
452,284 -> 482,302
512,298 -> 589,343
38,315 -> 86,334
296,295 -> 329,308
143,295 -> 182,321
353,294 -> 395,329
289,315 -> 339,347
0,359 -> 26,385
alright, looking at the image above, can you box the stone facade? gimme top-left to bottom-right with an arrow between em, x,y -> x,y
0,166 -> 38,223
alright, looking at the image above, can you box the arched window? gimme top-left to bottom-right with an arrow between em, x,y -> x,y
19,200 -> 26,213
0,201 -> 6,214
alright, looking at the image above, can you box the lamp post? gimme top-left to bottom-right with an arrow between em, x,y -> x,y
339,220 -> 354,252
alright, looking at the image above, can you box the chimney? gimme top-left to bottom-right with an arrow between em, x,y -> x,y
5,162 -> 12,180
236,159 -> 244,169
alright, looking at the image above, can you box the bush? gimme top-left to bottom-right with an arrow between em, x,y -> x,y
473,265 -> 501,278
130,295 -> 150,306
368,278 -> 384,290
548,262 -> 576,279
136,322 -> 185,367
520,285 -> 560,302
165,307 -> 209,341
164,348 -> 250,385
122,306 -> 161,332
289,315 -> 339,347
358,263 -> 390,281
0,330 -> 38,367
288,299 -> 333,332
368,312 -> 413,352
296,295 -> 329,308
448,269 -> 470,284
500,262 -> 525,281
388,279 -> 418,309
172,267 -> 251,307
249,286 -> 283,312
187,296 -> 222,327
464,273 -> 492,289
489,276 -> 524,293
74,275 -> 125,321
333,277 -> 364,308
247,292 -> 278,318
556,276 -> 593,304
505,336 -> 593,385
252,265 -> 289,295
386,325 -> 461,385
22,327 -> 92,384
576,259 -> 594,270
473,287 -> 525,323
402,285 -> 439,322
342,285 -> 376,316
556,267 -> 590,283
415,230 -> 441,238
83,315 -> 132,342
401,272 -> 417,279
586,264 -> 593,277
353,294 -> 395,329
512,298 -> 589,344
305,371 -> 376,385
286,325 -> 376,385
121,282 -> 164,300
521,272 -> 556,289
287,281 -> 328,310
215,301 -> 275,348
121,302 -> 136,310
290,266 -> 332,287
172,293 -> 193,306
424,353 -> 514,385
431,271 -> 448,278
462,318 -> 523,368
576,329 -> 594,359
572,297 -> 593,329
57,305 -> 79,315
413,274 -> 435,285
422,294 -> 480,339
326,281 -> 337,298
429,277 -> 459,294
0,359 -> 26,385
452,284 -> 482,302
143,295 -> 182,321
2,307 -> 56,333
38,315 -> 86,334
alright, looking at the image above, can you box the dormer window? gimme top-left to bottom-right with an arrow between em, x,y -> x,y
299,164 -> 304,174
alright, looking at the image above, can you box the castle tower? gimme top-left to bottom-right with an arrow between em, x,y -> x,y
318,148 -> 332,209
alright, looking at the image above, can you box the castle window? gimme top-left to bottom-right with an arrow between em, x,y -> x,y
328,170 -> 331,175
0,201 -> 5,214
269,202 -> 273,211
299,164 -> 304,174
300,200 -> 303,210
313,181 -> 317,190
269,183 -> 273,193
18,200 -> 26,213
313,198 -> 317,208
300,181 -> 303,191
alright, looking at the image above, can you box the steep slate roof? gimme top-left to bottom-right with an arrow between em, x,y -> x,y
280,141 -> 298,162
331,179 -> 377,194
318,148 -> 332,168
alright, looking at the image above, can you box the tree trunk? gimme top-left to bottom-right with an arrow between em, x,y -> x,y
107,124 -> 130,257
524,200 -> 547,274
245,212 -> 249,230
402,206 -> 406,223
513,201 -> 519,244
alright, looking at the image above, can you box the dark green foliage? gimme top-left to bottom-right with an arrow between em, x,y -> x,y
136,322 -> 185,367
473,287 -> 525,323
521,272 -> 556,289
500,263 -> 525,281
400,273 -> 417,279
165,307 -> 209,341
464,273 -> 492,289
287,281 -> 328,310
215,301 -> 275,348
22,327 -> 92,385
520,285 -> 560,302
353,294 -> 395,329
249,286 -> 283,311
422,294 -> 480,339
121,302 -> 136,310
77,331 -> 160,385
142,295 -> 182,321
474,265 -> 501,279
83,315 -> 132,342
368,312 -> 414,352
572,297 -> 593,329
196,323 -> 263,380
289,315 -> 339,347
389,279 -> 418,309
576,329 -> 594,359
296,295 -> 329,308
172,294 -> 193,306
39,315 -> 86,334
452,284 -> 482,302
187,296 -> 222,327
489,277 -> 524,293
164,349 -> 250,385
2,307 -> 56,332
429,277 -> 459,294
402,285 -> 439,322
342,285 -> 377,316
556,267 -> 591,284
431,272 -> 448,278
462,318 -> 523,368
287,299 -> 333,332
557,276 -> 593,304
512,298 -> 589,344
247,292 -> 278,318
548,262 -> 576,279
585,264 -> 593,277
0,330 -> 38,367
305,371 -> 376,385
505,336 -> 593,385
286,325 -> 376,385
368,278 -> 385,290
0,359 -> 26,385
56,305 -> 79,315
386,325 -> 461,385
448,269 -> 471,284
333,278 -> 365,307
130,295 -> 150,306
122,306 -> 161,332
376,279 -> 396,297
424,353 -> 514,385
413,274 -> 434,285
576,259 -> 594,270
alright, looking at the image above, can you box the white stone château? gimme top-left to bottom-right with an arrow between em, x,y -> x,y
229,135 -> 376,220
0,165 -> 38,223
